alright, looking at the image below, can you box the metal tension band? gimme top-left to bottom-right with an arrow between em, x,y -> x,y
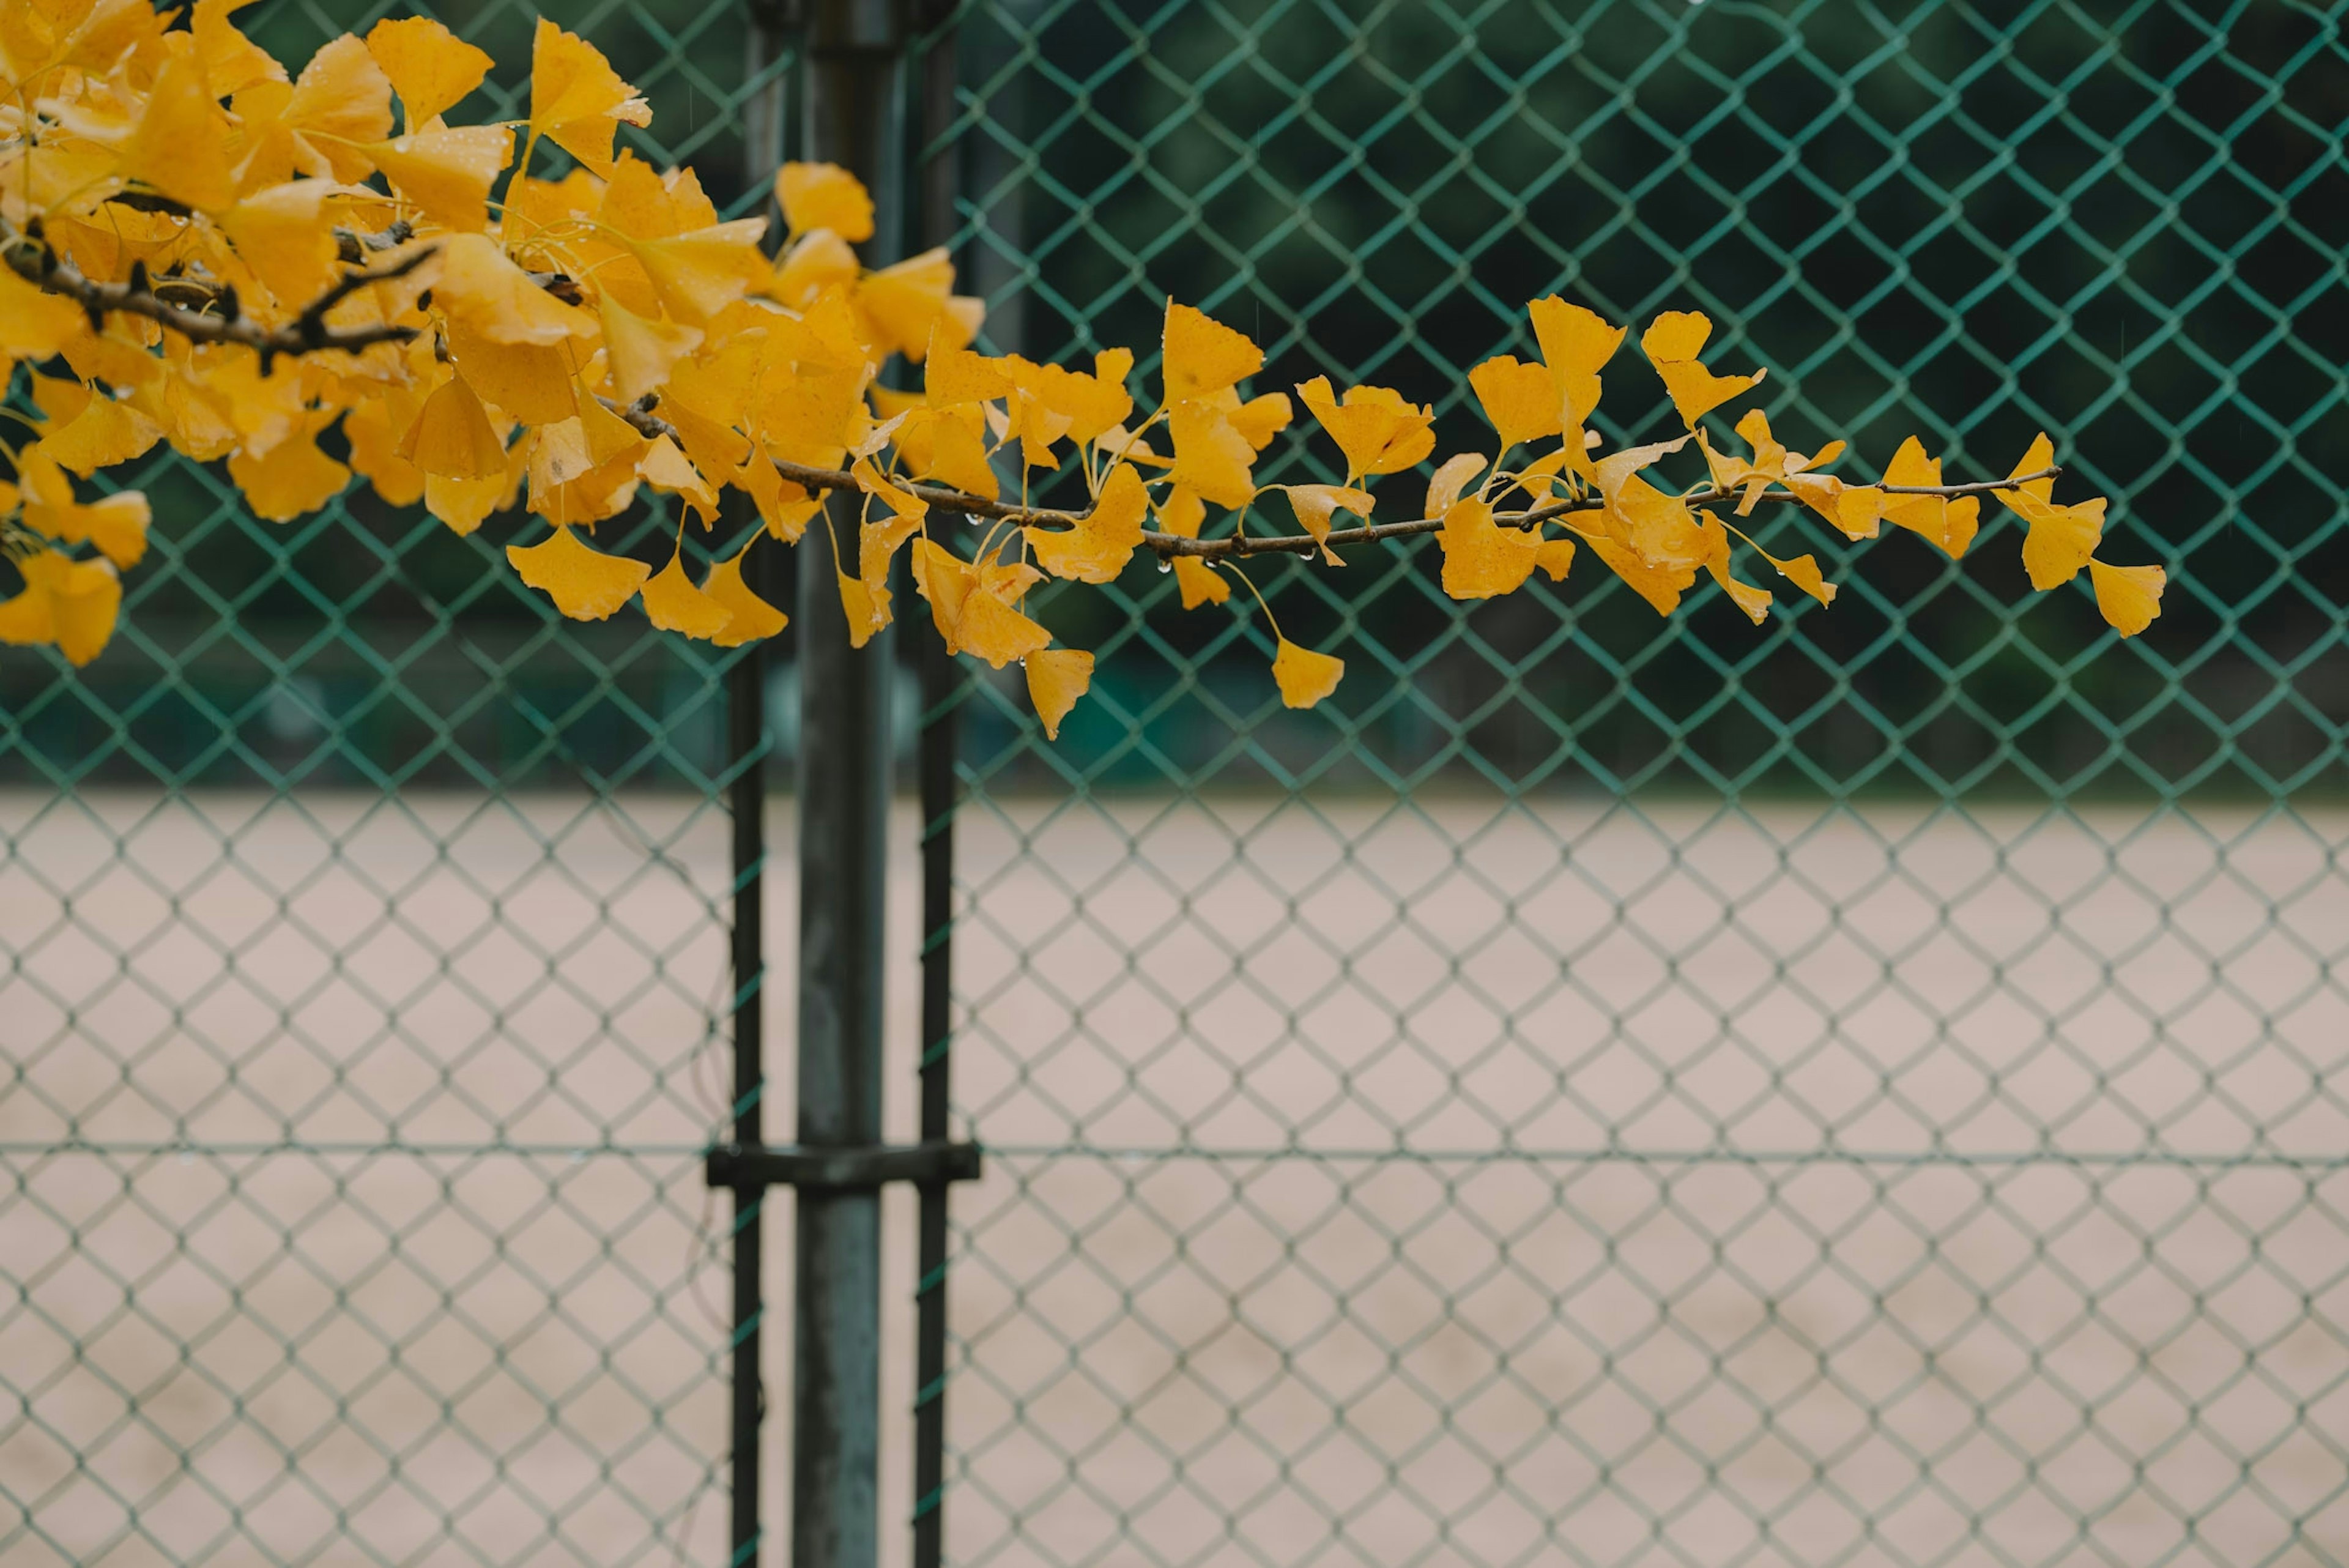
705,1140 -> 983,1192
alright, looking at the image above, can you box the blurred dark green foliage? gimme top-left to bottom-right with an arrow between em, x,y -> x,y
5,0 -> 2343,802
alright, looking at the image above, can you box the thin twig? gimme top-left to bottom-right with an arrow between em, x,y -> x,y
599,393 -> 680,443
1,220 -> 431,373
757,458 -> 2063,560
335,218 -> 414,264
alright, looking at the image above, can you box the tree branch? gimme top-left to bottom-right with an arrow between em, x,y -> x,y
1,221 -> 431,374
757,458 -> 2063,560
335,218 -> 414,264
599,393 -> 680,443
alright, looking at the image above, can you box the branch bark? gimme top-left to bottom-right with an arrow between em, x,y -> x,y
2,221 -> 431,373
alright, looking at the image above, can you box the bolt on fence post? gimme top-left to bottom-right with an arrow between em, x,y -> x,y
795,2 -> 906,1567
730,7 -> 792,1566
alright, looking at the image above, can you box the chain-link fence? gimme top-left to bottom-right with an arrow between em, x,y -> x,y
4,2 -> 2347,1567
936,3 -> 2349,1566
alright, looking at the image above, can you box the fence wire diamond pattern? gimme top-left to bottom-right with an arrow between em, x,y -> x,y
937,3 -> 2349,1566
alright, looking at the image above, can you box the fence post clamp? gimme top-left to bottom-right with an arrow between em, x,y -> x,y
705,1140 -> 983,1192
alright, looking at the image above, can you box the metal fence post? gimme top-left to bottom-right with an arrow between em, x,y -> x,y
910,9 -> 962,1567
795,2 -> 907,1567
730,9 -> 791,1566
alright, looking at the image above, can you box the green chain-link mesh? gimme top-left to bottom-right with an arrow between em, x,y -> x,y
937,2 -> 2349,1566
4,2 -> 2345,1566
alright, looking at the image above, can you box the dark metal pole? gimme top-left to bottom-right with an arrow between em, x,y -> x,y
796,2 -> 905,1567
910,7 -> 960,1565
727,626 -> 769,1568
730,10 -> 791,1567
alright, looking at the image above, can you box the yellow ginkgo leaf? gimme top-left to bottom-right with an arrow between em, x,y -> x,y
1272,637 -> 1344,710
0,549 -> 120,666
1167,403 -> 1260,510
857,248 -> 983,363
957,584 -> 1052,670
1535,538 -> 1576,582
1225,390 -> 1294,450
343,397 -> 426,507
1468,355 -> 1562,452
1639,311 -> 1712,364
1437,495 -> 1540,600
1296,376 -> 1436,483
1526,296 -> 1624,428
773,229 -> 861,308
1698,515 -> 1774,625
1423,452 -> 1486,521
2005,432 -> 2058,503
777,162 -> 875,242
508,524 -> 650,620
704,551 -> 787,647
1002,385 -> 1074,472
39,395 -> 162,477
0,563 -> 57,650
926,342 -> 1014,408
229,431 -> 352,521
425,470 -> 513,536
1879,436 -> 1980,559
837,571 -> 892,648
525,417 -> 644,526
1163,301 -> 1261,404
1026,648 -> 1095,740
366,15 -> 492,128
43,559 -> 111,656
434,233 -> 590,346
631,223 -> 771,326
1000,353 -> 1134,449
596,152 -> 697,238
599,295 -> 703,405
1171,557 -> 1228,611
2088,559 -> 2165,637
639,551 -> 734,639
528,17 -> 650,174
21,469 -> 152,570
399,373 -> 507,480
637,437 -> 720,527
1997,437 -> 2104,591
365,126 -> 513,232
193,0 -> 286,98
119,53 -> 237,212
739,450 -> 821,543
0,266 -> 91,362
1765,549 -> 1838,608
910,537 -> 977,653
1272,483 -> 1373,565
1152,488 -> 1230,611
892,407 -> 998,501
2019,495 -> 2106,590
1640,310 -> 1765,429
1583,532 -> 1699,616
448,325 -> 576,425
218,181 -> 343,308
1026,461 -> 1148,584
281,34 -> 394,175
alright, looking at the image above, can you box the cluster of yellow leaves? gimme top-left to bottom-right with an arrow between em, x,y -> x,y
0,1 -> 2164,737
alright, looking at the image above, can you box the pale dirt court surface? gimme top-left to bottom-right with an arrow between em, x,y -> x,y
3,787 -> 2345,1567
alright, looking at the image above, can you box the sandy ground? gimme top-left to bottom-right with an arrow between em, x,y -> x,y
2,788 -> 2344,1567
